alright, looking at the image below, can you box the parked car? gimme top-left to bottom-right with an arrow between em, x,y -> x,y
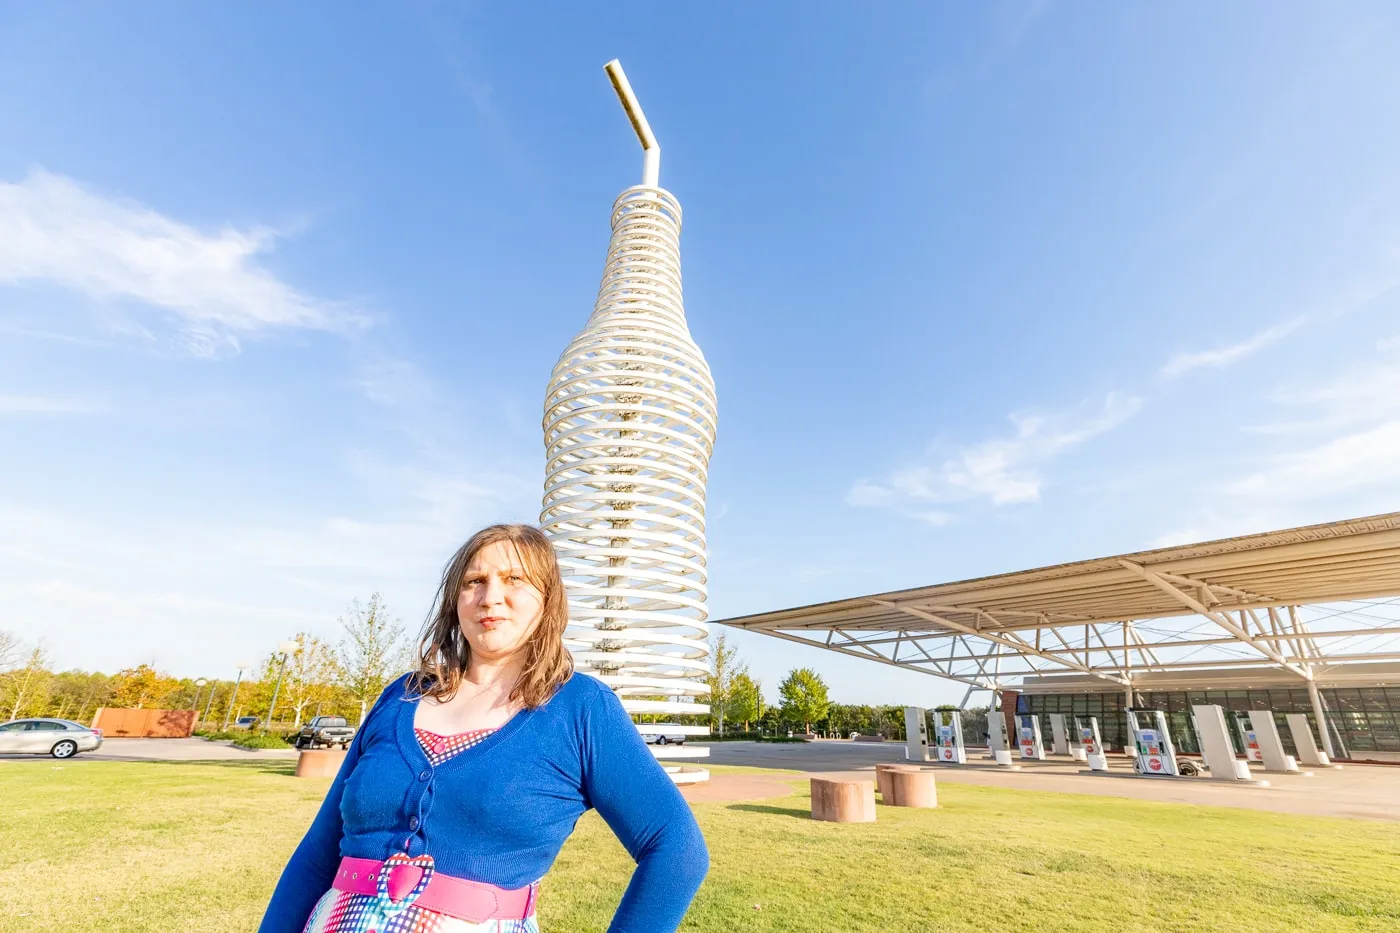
229,716 -> 259,730
642,732 -> 687,746
0,718 -> 103,758
295,716 -> 356,750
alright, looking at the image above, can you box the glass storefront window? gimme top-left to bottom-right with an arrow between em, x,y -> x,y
1023,688 -> 1400,759
1362,689 -> 1391,712
1336,690 -> 1365,711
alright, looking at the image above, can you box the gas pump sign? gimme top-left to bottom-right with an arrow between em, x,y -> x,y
1138,728 -> 1167,773
1243,727 -> 1262,760
1079,725 -> 1098,756
1018,726 -> 1035,756
936,725 -> 956,760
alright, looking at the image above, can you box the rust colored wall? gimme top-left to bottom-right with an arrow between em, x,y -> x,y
999,689 -> 1020,744
92,708 -> 196,738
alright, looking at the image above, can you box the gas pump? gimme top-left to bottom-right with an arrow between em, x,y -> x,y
904,706 -> 930,762
986,710 -> 1013,766
932,709 -> 967,764
1016,714 -> 1046,760
1126,708 -> 1179,776
1076,716 -> 1109,771
1235,713 -> 1263,762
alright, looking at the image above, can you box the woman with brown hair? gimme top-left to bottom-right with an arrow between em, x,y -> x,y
259,524 -> 709,933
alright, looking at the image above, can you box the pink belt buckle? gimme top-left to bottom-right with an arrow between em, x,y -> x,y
374,852 -> 435,916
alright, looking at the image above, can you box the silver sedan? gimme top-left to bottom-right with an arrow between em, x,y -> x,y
0,718 -> 103,758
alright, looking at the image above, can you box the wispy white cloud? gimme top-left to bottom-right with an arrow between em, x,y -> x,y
0,169 -> 366,357
1227,419 -> 1400,501
1159,343 -> 1400,543
1242,358 -> 1400,437
0,394 -> 103,415
1380,334 -> 1400,351
849,392 -> 1142,515
0,450 -> 535,674
355,358 -> 436,408
1160,319 -> 1306,378
1000,0 -> 1053,53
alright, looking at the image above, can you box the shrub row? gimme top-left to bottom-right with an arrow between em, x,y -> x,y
231,732 -> 296,749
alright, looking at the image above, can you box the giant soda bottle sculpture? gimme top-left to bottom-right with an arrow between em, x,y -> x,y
541,60 -> 717,784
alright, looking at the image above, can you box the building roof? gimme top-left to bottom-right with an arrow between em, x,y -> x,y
715,513 -> 1400,690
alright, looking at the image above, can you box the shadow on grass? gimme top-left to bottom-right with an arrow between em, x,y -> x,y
725,802 -> 812,820
46,757 -> 301,776
164,759 -> 299,775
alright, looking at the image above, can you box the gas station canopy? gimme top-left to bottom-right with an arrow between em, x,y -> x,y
715,513 -> 1400,691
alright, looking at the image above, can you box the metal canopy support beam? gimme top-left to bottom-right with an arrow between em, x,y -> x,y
870,599 -> 1130,686
766,627 -> 989,689
718,515 -> 1400,702
1117,560 -> 1311,679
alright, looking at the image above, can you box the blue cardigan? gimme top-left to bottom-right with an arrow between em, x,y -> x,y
259,672 -> 709,933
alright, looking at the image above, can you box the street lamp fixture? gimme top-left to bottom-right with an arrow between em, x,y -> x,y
266,640 -> 299,731
191,677 -> 209,722
199,678 -> 217,727
222,663 -> 250,731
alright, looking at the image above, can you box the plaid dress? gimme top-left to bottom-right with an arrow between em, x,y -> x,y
302,728 -> 541,933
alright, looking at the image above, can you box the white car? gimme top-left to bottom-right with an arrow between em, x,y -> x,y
642,732 -> 687,746
0,719 -> 103,758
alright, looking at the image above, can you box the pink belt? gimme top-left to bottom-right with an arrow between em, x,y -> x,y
333,854 -> 537,923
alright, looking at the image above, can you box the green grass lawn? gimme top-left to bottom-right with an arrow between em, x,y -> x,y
5,758 -> 1400,932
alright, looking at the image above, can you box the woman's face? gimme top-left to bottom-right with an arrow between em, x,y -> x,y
457,541 -> 545,667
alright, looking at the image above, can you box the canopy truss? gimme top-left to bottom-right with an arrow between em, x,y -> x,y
715,513 -> 1400,690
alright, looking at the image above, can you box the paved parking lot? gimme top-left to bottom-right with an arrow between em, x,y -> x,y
700,740 -> 1400,821
8,736 -> 1398,820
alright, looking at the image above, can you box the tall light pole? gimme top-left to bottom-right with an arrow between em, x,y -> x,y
200,679 -> 217,726
190,678 -> 208,722
266,640 -> 298,731
222,663 -> 250,730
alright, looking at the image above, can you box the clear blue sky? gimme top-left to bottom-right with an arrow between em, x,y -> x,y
4,3 -> 1399,707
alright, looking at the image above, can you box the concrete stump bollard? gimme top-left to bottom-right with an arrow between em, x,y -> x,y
295,749 -> 346,778
889,768 -> 938,808
875,763 -> 915,801
810,778 -> 876,822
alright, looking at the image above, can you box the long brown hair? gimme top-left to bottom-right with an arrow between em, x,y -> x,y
409,524 -> 573,708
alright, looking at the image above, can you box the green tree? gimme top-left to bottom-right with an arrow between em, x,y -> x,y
337,593 -> 408,724
280,633 -> 342,727
0,629 -> 21,671
728,672 -> 762,731
2,643 -> 53,720
778,667 -> 829,734
704,632 -> 747,737
111,663 -> 181,709
46,670 -> 114,723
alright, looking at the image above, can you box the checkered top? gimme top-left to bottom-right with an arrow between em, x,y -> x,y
414,727 -> 498,766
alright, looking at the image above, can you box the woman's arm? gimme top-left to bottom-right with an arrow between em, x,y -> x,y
258,677 -> 405,933
256,735 -> 361,933
582,688 -> 710,933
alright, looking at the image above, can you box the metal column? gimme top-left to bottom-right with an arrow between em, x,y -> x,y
1307,680 -> 1337,759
